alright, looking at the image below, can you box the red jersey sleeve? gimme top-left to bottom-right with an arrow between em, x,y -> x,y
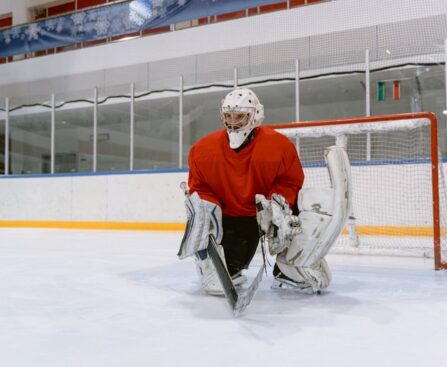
187,145 -> 221,207
268,141 -> 305,208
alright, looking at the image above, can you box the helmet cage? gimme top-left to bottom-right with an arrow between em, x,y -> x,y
220,106 -> 256,132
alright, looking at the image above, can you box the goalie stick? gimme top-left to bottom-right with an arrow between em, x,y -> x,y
179,182 -> 265,316
208,234 -> 265,316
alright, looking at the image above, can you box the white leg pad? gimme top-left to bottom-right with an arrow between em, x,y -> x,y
285,146 -> 352,267
194,245 -> 227,296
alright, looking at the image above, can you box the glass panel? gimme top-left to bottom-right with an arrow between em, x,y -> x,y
417,65 -> 446,157
0,103 -> 5,174
370,65 -> 447,157
250,82 -> 295,124
55,101 -> 94,173
9,105 -> 51,174
300,73 -> 365,121
182,89 -> 229,167
133,94 -> 179,170
97,99 -> 131,172
371,67 -> 420,116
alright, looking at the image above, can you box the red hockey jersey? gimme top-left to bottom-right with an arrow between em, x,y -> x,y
188,126 -> 305,217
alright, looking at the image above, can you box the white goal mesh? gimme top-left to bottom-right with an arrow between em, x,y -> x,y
273,113 -> 447,270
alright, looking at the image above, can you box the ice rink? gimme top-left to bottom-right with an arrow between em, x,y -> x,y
0,229 -> 446,367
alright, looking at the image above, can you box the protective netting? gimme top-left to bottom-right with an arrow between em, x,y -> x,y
275,115 -> 447,268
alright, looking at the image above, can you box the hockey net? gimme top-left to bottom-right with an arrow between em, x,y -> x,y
271,112 -> 447,270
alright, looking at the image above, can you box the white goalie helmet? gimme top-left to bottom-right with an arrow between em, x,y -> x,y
220,88 -> 264,149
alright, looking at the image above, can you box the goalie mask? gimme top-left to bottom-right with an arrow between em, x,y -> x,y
220,88 -> 264,149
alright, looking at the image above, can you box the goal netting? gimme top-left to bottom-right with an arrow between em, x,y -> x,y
272,112 -> 447,270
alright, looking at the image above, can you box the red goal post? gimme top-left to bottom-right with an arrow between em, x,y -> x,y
268,112 -> 446,271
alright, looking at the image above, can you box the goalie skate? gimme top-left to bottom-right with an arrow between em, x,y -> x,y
271,266 -> 318,295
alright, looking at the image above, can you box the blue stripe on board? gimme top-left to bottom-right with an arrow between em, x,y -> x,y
0,156 -> 445,179
303,157 -> 434,169
0,168 -> 188,179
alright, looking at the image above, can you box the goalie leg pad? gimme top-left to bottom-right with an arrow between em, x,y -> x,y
194,247 -> 225,296
178,192 -> 223,260
285,146 -> 352,267
194,246 -> 247,296
286,209 -> 332,266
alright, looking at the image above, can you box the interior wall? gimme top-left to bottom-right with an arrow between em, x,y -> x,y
0,0 -> 57,24
0,171 -> 188,223
0,1 -> 111,24
0,0 -> 446,87
0,163 -> 442,226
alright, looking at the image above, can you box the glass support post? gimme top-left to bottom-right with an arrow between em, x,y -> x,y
51,93 -> 55,174
295,59 -> 301,154
130,83 -> 135,171
365,49 -> 371,161
4,98 -> 9,176
445,38 -> 447,150
234,67 -> 238,88
93,87 -> 98,172
179,76 -> 184,168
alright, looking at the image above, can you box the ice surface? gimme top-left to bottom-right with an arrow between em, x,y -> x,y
0,229 -> 446,367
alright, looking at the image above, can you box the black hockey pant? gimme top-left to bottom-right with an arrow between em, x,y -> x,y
221,216 -> 260,277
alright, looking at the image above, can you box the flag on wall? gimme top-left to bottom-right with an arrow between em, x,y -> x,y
393,80 -> 401,100
377,81 -> 385,101
377,81 -> 401,101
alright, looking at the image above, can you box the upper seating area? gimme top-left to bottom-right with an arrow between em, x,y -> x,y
0,0 -> 327,63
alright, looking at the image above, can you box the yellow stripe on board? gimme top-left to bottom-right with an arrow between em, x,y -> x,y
341,226 -> 438,237
0,221 -> 186,231
0,221 -> 441,237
